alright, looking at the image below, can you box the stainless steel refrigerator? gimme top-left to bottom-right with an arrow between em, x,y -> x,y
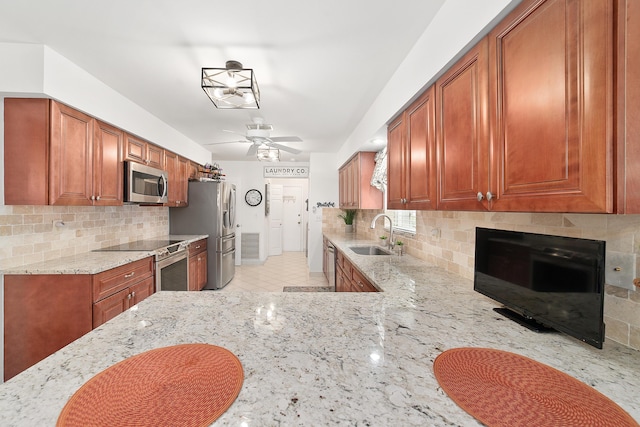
170,181 -> 236,290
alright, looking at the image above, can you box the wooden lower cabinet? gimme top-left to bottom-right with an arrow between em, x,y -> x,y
3,275 -> 93,381
3,257 -> 155,380
92,257 -> 155,328
351,268 -> 377,292
188,239 -> 208,291
335,249 -> 378,293
92,276 -> 154,328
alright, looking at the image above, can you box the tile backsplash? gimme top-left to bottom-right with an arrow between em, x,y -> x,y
0,205 -> 169,270
327,207 -> 640,351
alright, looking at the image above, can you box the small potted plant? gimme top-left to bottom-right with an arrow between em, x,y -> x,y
395,240 -> 404,256
338,209 -> 357,233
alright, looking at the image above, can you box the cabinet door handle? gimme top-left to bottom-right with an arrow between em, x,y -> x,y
90,195 -> 95,201
195,245 -> 200,249
127,293 -> 132,300
477,192 -> 485,202
131,291 -> 136,298
96,196 -> 101,201
124,272 -> 135,278
486,191 -> 493,201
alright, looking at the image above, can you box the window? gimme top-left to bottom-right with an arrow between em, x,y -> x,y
380,185 -> 416,234
386,209 -> 416,234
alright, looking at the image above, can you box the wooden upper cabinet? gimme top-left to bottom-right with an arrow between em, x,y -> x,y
177,156 -> 189,206
4,98 -> 50,205
124,133 -> 164,169
163,152 -> 189,207
164,150 -> 178,206
4,99 -> 123,206
436,38 -> 490,211
488,0 -> 614,213
616,0 -> 640,213
48,101 -> 94,205
93,121 -> 123,206
387,85 -> 437,210
338,152 -> 383,209
386,115 -> 405,209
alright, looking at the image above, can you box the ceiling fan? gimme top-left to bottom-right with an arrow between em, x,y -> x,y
205,118 -> 303,156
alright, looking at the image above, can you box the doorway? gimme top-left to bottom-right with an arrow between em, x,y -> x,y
267,178 -> 308,255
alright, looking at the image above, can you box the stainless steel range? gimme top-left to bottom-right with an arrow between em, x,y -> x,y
97,239 -> 189,291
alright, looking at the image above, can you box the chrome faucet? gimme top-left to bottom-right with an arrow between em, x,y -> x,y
370,213 -> 394,249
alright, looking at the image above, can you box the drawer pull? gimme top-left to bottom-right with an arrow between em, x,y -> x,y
124,272 -> 135,279
195,245 -> 201,249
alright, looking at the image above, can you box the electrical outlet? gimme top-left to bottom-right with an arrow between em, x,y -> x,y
605,251 -> 636,290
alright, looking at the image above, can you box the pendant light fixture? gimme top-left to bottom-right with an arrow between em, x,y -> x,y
201,60 -> 260,109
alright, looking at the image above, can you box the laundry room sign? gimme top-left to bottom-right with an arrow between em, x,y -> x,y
263,166 -> 309,178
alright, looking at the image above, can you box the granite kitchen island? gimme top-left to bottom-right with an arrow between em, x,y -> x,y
1,235 -> 639,426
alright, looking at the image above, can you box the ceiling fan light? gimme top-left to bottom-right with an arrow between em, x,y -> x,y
201,61 -> 260,109
256,147 -> 280,162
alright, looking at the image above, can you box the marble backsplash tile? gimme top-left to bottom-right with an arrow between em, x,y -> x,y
326,208 -> 640,351
0,205 -> 169,270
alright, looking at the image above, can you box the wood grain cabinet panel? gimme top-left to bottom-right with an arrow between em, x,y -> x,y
93,121 -> 124,205
436,38 -> 490,211
3,275 -> 93,381
48,101 -> 94,205
386,115 -> 405,209
338,152 -> 383,209
92,257 -> 154,302
4,98 -> 50,205
92,287 -> 130,328
124,133 -> 164,169
92,275 -> 153,329
92,257 -> 155,328
188,239 -> 208,291
334,249 -> 378,293
387,86 -> 437,210
4,99 -> 123,206
616,0 -> 640,213
488,0 -> 614,212
164,152 -> 190,207
177,156 -> 189,206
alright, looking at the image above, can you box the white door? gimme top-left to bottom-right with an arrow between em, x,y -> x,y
269,184 -> 283,256
283,185 -> 303,251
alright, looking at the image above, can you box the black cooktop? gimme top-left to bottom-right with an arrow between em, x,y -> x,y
97,240 -> 183,252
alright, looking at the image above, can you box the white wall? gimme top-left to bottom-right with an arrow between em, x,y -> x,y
219,161 -> 312,263
308,153 -> 339,272
337,0 -> 522,167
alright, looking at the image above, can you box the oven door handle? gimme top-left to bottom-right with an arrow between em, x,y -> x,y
156,250 -> 188,269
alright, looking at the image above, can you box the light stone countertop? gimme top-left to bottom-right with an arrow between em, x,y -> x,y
0,233 -> 638,426
1,234 -> 207,275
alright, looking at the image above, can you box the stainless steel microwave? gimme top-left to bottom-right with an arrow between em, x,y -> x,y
124,161 -> 168,204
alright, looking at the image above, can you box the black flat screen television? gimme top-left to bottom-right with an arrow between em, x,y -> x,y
474,227 -> 606,349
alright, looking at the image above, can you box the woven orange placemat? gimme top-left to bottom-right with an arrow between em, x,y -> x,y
433,347 -> 638,427
57,343 -> 243,427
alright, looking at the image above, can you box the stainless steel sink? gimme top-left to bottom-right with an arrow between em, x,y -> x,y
349,246 -> 394,256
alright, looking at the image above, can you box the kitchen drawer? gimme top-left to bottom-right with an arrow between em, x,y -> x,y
92,256 -> 154,302
189,238 -> 207,255
351,268 -> 377,292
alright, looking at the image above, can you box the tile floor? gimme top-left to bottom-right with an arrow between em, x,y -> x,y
220,251 -> 329,292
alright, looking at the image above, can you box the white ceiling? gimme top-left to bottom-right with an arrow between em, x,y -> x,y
0,0 -> 446,162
